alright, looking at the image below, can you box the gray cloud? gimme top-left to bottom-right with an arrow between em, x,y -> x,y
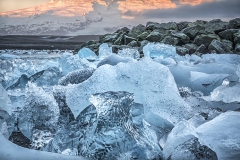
124,0 -> 240,21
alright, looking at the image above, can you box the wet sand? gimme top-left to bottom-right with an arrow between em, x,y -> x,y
0,35 -> 100,50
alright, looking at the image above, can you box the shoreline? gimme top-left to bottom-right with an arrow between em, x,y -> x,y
0,35 -> 100,50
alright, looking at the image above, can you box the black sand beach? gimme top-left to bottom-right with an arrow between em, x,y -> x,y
0,35 -> 100,50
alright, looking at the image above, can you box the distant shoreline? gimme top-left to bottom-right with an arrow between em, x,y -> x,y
0,35 -> 100,50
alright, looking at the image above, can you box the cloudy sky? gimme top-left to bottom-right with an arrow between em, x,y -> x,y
0,0 -> 239,21
0,0 -> 49,12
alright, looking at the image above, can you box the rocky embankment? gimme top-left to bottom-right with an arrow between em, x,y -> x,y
79,18 -> 240,56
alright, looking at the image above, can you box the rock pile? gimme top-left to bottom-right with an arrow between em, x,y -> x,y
79,18 -> 240,56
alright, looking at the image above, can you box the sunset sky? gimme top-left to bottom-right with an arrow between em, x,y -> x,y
0,0 -> 239,21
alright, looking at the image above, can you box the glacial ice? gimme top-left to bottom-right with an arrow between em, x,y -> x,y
58,68 -> 95,86
18,83 -> 59,142
163,120 -> 197,159
169,138 -> 217,160
60,52 -> 91,75
0,84 -> 12,115
66,58 -> 193,124
169,62 -> 239,95
97,53 -> 134,68
195,111 -> 240,160
1,46 -> 240,159
98,43 -> 112,59
0,110 -> 14,139
0,133 -> 86,160
79,91 -> 162,159
78,47 -> 98,61
205,82 -> 240,103
143,43 -> 177,58
117,48 -> 140,59
190,71 -> 229,95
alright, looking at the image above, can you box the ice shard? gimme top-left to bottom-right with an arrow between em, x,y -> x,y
18,83 -> 59,146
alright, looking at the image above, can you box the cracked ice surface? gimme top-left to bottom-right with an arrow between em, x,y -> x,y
66,58 -> 193,124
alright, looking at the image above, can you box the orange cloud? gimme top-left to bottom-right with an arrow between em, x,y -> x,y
178,0 -> 214,6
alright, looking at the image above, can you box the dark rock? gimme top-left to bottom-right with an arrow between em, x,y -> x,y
147,22 -> 177,30
235,44 -> 240,52
137,31 -> 150,41
124,35 -> 136,45
222,39 -> 233,52
138,40 -> 149,56
229,18 -> 240,29
159,22 -> 178,30
204,19 -> 229,33
218,29 -> 239,41
177,21 -> 190,31
234,31 -> 240,44
146,31 -> 164,42
176,46 -> 189,55
171,31 -> 190,44
208,39 -> 225,53
183,43 -> 198,54
85,43 -> 100,54
100,33 -> 119,43
193,34 -> 220,47
194,20 -> 207,26
114,27 -> 130,34
182,25 -> 205,39
128,24 -> 146,38
146,22 -> 160,30
161,36 -> 179,46
195,44 -> 207,55
112,45 -> 132,53
86,40 -> 96,46
168,138 -> 217,160
113,33 -> 125,45
128,40 -> 139,47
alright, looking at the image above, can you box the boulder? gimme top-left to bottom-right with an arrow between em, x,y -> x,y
218,29 -> 239,41
234,31 -> 240,44
204,19 -> 229,33
114,27 -> 130,34
124,35 -> 136,45
99,33 -> 119,43
193,34 -> 220,47
137,31 -> 150,41
161,36 -> 179,46
208,39 -> 225,53
183,43 -> 198,54
229,18 -> 240,29
138,40 -> 149,55
182,25 -> 205,39
146,22 -> 161,30
159,22 -> 178,30
114,33 -> 125,45
127,40 -> 139,47
146,31 -> 164,42
177,21 -> 190,31
235,44 -> 240,52
147,22 -> 177,30
195,44 -> 207,55
176,46 -> 189,56
112,45 -> 132,53
128,24 -> 146,38
222,39 -> 233,52
171,31 -> 190,44
194,20 -> 207,26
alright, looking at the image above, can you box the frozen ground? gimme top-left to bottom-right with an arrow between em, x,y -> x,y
0,43 -> 240,160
